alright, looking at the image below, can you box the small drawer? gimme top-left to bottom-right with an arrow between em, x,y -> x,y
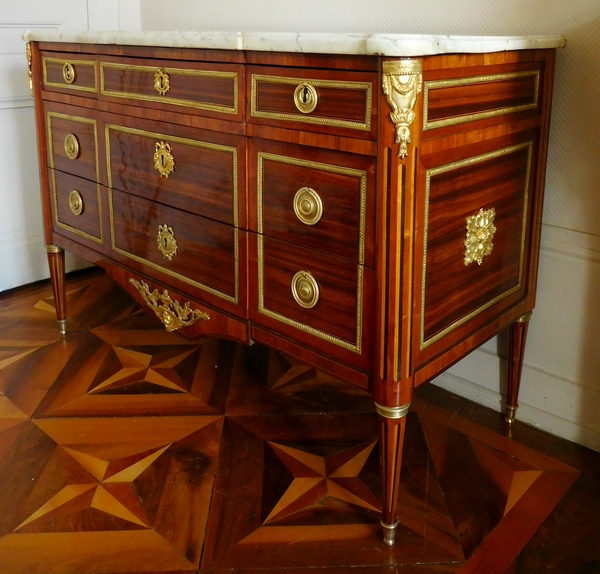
251,138 -> 375,266
42,52 -> 97,95
249,65 -> 377,139
49,169 -> 103,246
106,118 -> 244,226
100,57 -> 242,120
46,108 -> 99,183
109,189 -> 242,315
252,235 -> 373,367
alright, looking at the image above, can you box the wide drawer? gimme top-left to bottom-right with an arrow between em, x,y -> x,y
250,138 -> 375,266
100,56 -> 243,121
252,234 -> 374,368
49,169 -> 103,247
46,106 -> 99,184
42,51 -> 97,96
109,189 -> 243,315
106,117 -> 244,226
248,65 -> 377,139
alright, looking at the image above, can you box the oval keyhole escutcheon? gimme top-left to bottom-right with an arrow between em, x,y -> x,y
293,83 -> 318,114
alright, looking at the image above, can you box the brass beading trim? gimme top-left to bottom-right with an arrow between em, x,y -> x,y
420,141 -> 533,350
26,42 -> 33,97
375,402 -> 411,419
423,70 -> 540,131
100,62 -> 238,115
257,151 -> 367,265
251,74 -> 372,131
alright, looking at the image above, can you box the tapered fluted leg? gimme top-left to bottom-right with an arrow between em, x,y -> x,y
46,245 -> 67,335
376,401 -> 410,546
506,311 -> 532,423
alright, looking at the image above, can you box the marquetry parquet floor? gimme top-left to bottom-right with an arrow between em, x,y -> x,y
0,269 -> 598,574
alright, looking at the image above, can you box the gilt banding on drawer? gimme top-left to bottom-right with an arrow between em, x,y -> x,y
106,124 -> 239,226
100,61 -> 239,115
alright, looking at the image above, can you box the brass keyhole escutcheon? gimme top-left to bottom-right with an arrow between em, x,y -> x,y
157,224 -> 178,260
154,68 -> 170,95
64,133 -> 80,160
291,270 -> 320,309
153,141 -> 175,178
293,83 -> 318,114
293,187 -> 323,226
68,190 -> 83,216
62,62 -> 76,84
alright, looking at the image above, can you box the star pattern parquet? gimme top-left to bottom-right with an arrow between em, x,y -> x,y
0,271 -> 582,574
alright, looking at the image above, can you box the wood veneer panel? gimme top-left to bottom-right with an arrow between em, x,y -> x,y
250,137 -> 376,266
109,189 -> 241,312
105,113 -> 245,227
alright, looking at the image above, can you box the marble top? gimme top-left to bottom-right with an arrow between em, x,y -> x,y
22,31 -> 566,56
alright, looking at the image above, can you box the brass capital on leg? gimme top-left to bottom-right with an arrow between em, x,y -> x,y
375,401 -> 411,419
45,244 -> 64,254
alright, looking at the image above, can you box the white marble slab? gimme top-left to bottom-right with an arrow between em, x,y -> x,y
22,30 -> 566,55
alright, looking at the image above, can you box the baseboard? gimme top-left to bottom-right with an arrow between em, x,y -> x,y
432,366 -> 600,452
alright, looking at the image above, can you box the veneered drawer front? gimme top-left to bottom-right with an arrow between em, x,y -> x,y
252,234 -> 373,368
109,189 -> 242,314
49,169 -> 103,247
423,66 -> 542,132
106,119 -> 243,227
46,108 -> 99,184
42,52 -> 97,95
251,138 -> 375,266
100,57 -> 242,121
249,66 -> 377,139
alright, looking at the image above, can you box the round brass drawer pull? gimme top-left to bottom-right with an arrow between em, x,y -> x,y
64,133 -> 80,160
291,270 -> 320,309
293,83 -> 318,114
157,224 -> 178,260
154,141 -> 175,178
154,68 -> 170,95
68,190 -> 83,216
62,62 -> 76,84
293,187 -> 323,226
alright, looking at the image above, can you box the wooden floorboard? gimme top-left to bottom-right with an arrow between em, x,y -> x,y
0,269 -> 598,574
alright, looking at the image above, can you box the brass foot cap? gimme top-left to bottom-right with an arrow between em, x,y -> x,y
57,318 -> 68,336
380,519 -> 400,546
505,405 -> 518,424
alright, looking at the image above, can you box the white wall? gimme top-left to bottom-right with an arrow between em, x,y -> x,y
141,0 -> 600,451
0,0 -> 141,292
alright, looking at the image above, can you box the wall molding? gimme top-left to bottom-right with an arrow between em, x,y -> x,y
0,96 -> 33,110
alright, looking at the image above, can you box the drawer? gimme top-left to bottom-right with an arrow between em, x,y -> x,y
252,235 -> 374,368
249,65 -> 377,139
250,138 -> 375,266
100,56 -> 242,120
109,189 -> 243,314
42,52 -> 97,95
46,107 -> 99,184
106,118 -> 244,226
49,169 -> 103,247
